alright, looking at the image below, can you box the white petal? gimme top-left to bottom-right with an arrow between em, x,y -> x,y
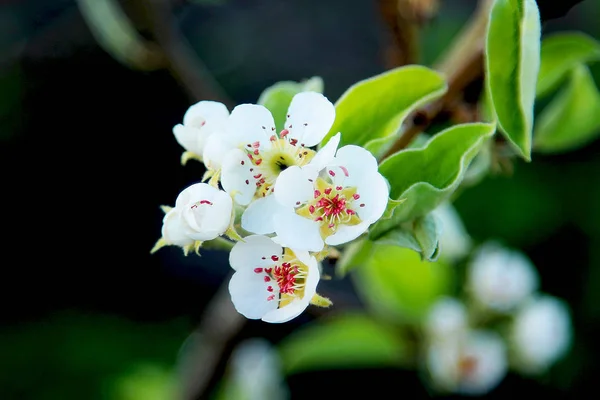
458,330 -> 507,396
229,235 -> 283,271
331,145 -> 379,187
183,100 -> 229,128
183,189 -> 233,241
325,221 -> 370,246
262,255 -> 320,323
203,134 -> 234,171
172,124 -> 204,155
309,132 -> 340,171
227,104 -> 275,150
284,92 -> 335,147
241,195 -> 282,234
229,266 -> 279,320
161,209 -> 194,246
273,165 -> 318,208
273,208 -> 324,251
354,172 -> 390,223
175,182 -> 220,209
221,148 -> 256,206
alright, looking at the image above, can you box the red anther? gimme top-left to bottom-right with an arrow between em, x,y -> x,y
254,268 -> 263,273
328,170 -> 336,177
267,286 -> 274,292
252,141 -> 260,148
270,135 -> 276,141
271,255 -> 279,261
264,276 -> 271,282
253,174 -> 262,179
253,149 -> 260,155
290,138 -> 298,146
267,295 -> 275,301
353,194 -> 360,200
201,121 -> 206,126
280,129 -> 289,137
336,186 -> 343,191
309,205 -> 315,213
324,187 -> 332,195
360,203 -> 365,207
315,216 -> 323,222
245,180 -> 249,185
314,190 -> 321,198
328,223 -> 335,229
347,209 -> 355,215
282,262 -> 291,268
255,159 -> 263,165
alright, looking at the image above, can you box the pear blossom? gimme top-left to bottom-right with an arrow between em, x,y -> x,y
467,242 -> 539,312
271,144 -> 389,251
510,295 -> 572,374
203,91 -> 336,207
426,329 -> 508,396
157,183 -> 233,251
425,296 -> 468,339
228,235 -> 320,323
172,101 -> 229,164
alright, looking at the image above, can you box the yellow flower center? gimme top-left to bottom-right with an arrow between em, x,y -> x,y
296,177 -> 363,238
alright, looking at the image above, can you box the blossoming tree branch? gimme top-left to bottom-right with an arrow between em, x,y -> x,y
147,0 -> 599,396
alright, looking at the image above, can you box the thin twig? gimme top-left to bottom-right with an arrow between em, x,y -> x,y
379,0 -> 493,162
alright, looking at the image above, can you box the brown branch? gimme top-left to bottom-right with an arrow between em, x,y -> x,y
377,0 -> 439,67
379,0 -> 493,162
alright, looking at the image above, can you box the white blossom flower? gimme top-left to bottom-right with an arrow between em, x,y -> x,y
227,338 -> 289,400
432,202 -> 472,262
203,91 -> 335,206
228,235 -> 320,323
159,183 -> 233,250
467,242 -> 539,312
426,329 -> 508,396
510,295 -> 572,374
270,144 -> 389,251
172,101 -> 229,164
425,296 -> 468,340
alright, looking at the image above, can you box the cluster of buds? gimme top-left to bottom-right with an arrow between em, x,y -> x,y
152,91 -> 390,323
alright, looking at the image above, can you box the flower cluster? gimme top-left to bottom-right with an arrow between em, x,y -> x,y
422,242 -> 572,396
152,91 -> 390,323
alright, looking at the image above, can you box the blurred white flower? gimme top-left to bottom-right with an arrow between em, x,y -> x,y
228,235 -> 320,323
271,144 -> 389,252
510,295 -> 572,374
172,101 -> 229,164
425,296 -> 468,340
426,329 -> 508,396
226,338 -> 289,400
158,183 -> 233,250
467,242 -> 539,312
432,202 -> 472,262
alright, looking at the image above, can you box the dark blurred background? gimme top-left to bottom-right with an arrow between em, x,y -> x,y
1,0 -> 599,399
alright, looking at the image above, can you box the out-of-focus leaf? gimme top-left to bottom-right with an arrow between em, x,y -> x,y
335,238 -> 374,277
533,64 -> 600,153
537,32 -> 600,98
370,122 -> 496,237
352,245 -> 453,324
113,364 -> 176,400
485,0 -> 541,161
373,214 -> 441,262
257,77 -> 324,130
320,65 -> 447,157
278,313 -> 407,375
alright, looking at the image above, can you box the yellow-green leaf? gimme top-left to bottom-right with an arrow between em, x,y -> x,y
485,0 -> 541,161
534,64 -> 600,153
320,65 -> 447,156
537,32 -> 600,98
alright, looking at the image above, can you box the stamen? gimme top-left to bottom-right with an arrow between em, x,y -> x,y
329,170 -> 335,177
340,166 -> 349,177
353,194 -> 360,200
254,268 -> 263,273
271,255 -> 279,261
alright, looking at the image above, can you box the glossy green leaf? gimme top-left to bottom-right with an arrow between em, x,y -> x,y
537,32 -> 600,98
257,76 -> 324,130
320,65 -> 447,154
375,214 -> 441,262
370,122 -> 496,238
485,0 -> 541,161
352,245 -> 453,324
278,313 -> 407,375
534,64 -> 600,153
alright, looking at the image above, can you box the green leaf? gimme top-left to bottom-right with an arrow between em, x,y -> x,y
534,64 -> 600,153
537,32 -> 600,98
370,122 -> 496,238
335,238 -> 374,277
375,214 -> 441,262
352,245 -> 453,324
277,313 -> 407,375
485,0 -> 541,161
257,77 -> 324,130
320,65 -> 447,155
